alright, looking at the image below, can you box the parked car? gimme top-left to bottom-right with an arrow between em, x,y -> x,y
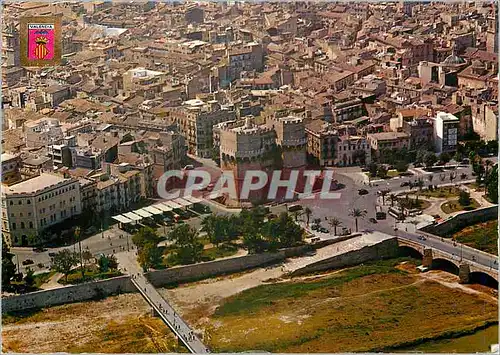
418,236 -> 427,241
32,247 -> 46,252
288,204 -> 303,212
369,217 -> 378,224
84,226 -> 97,236
305,250 -> 317,257
358,189 -> 369,195
376,212 -> 387,220
319,227 -> 329,233
22,259 -> 34,266
311,224 -> 320,231
400,181 -> 410,187
48,252 -> 56,257
183,164 -> 194,170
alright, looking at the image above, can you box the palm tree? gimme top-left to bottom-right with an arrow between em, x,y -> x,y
389,194 -> 397,207
348,208 -> 366,233
82,250 -> 93,265
303,207 -> 312,226
485,160 -> 493,176
397,199 -> 408,220
75,227 -> 85,279
380,189 -> 390,205
416,179 -> 424,191
449,172 -> 456,184
328,217 -> 342,236
439,173 -> 446,182
460,173 -> 467,180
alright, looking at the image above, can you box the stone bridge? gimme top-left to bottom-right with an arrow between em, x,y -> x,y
397,238 -> 498,284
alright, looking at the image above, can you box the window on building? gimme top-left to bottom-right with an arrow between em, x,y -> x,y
27,199 -> 31,204
9,201 -> 13,206
18,201 -> 22,205
21,222 -> 25,229
29,222 -> 33,228
20,213 -> 23,217
12,223 -> 16,230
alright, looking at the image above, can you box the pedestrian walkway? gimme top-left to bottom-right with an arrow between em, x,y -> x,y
116,251 -> 209,353
130,276 -> 209,353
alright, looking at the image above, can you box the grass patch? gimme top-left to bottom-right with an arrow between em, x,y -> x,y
214,257 -> 416,317
441,199 -> 480,214
33,271 -> 56,288
465,183 -> 484,192
387,170 -> 399,177
451,220 -> 498,255
395,197 -> 431,211
58,266 -> 122,285
165,240 -> 240,267
420,186 -> 461,198
207,258 -> 498,353
202,244 -> 239,260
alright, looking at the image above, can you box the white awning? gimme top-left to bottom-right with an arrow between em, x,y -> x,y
154,203 -> 173,212
174,197 -> 193,207
123,212 -> 142,221
134,208 -> 153,218
183,196 -> 203,204
163,200 -> 183,209
112,215 -> 132,224
144,206 -> 164,215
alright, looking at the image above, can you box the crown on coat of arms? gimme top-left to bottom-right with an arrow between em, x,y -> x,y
35,36 -> 48,44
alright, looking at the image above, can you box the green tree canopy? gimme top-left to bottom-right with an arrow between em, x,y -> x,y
132,227 -> 161,249
24,267 -> 35,287
52,249 -> 79,282
486,164 -> 498,204
167,224 -> 203,265
439,152 -> 451,164
424,152 -> 437,168
138,243 -> 163,271
458,190 -> 471,206
263,212 -> 303,250
2,237 -> 16,288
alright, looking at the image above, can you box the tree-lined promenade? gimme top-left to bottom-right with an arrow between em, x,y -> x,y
133,207 -> 306,271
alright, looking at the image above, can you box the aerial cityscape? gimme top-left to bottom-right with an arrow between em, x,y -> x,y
1,1 -> 498,353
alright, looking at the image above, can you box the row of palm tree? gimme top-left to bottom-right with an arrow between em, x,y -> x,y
293,206 -> 368,234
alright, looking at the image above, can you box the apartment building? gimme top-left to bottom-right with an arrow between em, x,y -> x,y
2,173 -> 81,247
306,120 -> 371,167
1,153 -> 22,186
168,99 -> 236,158
433,112 -> 459,154
122,67 -> 166,99
24,118 -> 64,149
402,117 -> 434,150
367,132 -> 411,159
94,168 -> 142,215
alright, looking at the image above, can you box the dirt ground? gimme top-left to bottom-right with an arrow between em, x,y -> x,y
2,293 -> 183,353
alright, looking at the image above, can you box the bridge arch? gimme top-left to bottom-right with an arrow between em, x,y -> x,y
398,245 -> 423,259
468,272 -> 499,289
431,258 -> 460,275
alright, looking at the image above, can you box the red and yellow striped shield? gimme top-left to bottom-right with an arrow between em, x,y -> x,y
34,43 -> 49,59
